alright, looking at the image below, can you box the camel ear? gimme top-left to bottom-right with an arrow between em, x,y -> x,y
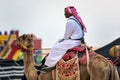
23,34 -> 26,39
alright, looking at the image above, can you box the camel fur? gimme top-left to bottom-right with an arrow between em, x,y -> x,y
16,34 -> 40,80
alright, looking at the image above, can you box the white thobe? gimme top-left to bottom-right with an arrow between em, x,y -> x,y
45,16 -> 84,67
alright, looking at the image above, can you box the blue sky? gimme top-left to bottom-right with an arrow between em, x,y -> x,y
0,0 -> 120,48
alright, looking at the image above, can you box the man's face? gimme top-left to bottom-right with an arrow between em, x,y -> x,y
64,10 -> 72,18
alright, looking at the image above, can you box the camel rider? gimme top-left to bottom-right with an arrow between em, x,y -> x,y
109,45 -> 120,75
34,6 -> 87,72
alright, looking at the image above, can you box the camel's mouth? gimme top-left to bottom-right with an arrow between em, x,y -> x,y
16,34 -> 34,52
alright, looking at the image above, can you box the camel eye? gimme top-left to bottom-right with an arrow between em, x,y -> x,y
28,39 -> 31,42
31,34 -> 33,38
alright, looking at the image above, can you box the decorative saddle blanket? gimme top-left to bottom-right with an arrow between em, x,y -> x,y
56,44 -> 96,80
56,53 -> 80,80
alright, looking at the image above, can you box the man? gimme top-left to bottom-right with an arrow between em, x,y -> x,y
35,6 -> 86,72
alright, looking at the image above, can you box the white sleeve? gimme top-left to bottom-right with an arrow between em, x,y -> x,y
63,20 -> 74,39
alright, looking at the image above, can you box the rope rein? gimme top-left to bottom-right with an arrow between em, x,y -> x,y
19,42 -> 34,51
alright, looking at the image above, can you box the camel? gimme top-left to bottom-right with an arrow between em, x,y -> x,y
88,54 -> 119,80
16,34 -> 40,80
17,34 -> 119,80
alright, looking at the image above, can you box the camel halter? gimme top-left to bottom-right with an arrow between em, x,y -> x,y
19,42 -> 34,54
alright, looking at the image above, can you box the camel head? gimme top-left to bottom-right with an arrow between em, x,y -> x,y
16,34 -> 34,53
